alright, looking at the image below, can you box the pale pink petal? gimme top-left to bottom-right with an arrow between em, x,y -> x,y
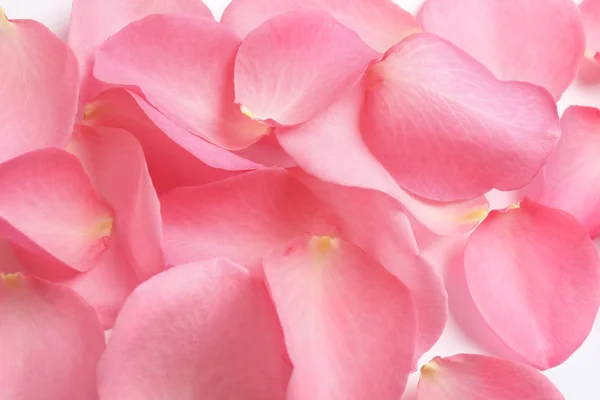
418,0 -> 584,99
160,169 -> 337,273
464,199 -> 600,369
581,0 -> 600,54
0,273 -> 105,400
84,88 -> 255,194
98,258 -> 291,400
535,106 -> 600,238
222,0 -> 420,52
0,13 -> 78,163
364,33 -> 560,201
94,14 -> 269,150
294,171 -> 447,359
278,82 -> 489,234
234,10 -> 377,126
0,149 -> 114,272
417,354 -> 564,400
263,236 -> 417,399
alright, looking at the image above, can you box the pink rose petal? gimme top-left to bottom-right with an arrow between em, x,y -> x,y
263,235 -> 417,399
222,0 -> 420,52
94,14 -> 268,150
234,10 -> 378,126
464,199 -> 600,369
417,354 -> 564,400
418,0 -> 585,99
97,258 -> 291,400
0,274 -> 105,400
364,33 -> 560,201
0,13 -> 78,163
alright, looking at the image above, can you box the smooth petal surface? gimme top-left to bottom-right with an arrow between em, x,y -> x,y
417,354 -> 564,400
535,106 -> 600,238
94,14 -> 268,150
263,236 -> 417,399
0,240 -> 21,273
581,0 -> 600,55
234,10 -> 377,126
278,83 -> 489,234
364,33 -> 560,201
418,0 -> 584,99
464,199 -> 600,369
222,0 -> 420,52
0,14 -> 78,163
161,169 -> 337,273
0,274 -> 105,400
0,149 -> 113,273
98,259 -> 291,400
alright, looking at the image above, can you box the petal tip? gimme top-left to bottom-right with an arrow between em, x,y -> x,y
310,235 -> 339,255
420,357 -> 442,377
0,7 -> 12,30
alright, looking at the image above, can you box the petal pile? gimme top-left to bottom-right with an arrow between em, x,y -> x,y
1,0 -> 599,398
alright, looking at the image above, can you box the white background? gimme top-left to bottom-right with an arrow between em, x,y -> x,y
2,0 -> 600,398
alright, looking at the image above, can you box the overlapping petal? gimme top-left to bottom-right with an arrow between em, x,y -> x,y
97,258 -> 291,400
417,354 -> 564,400
222,0 -> 420,52
535,106 -> 600,238
263,236 -> 417,400
94,14 -> 268,150
0,149 -> 113,273
0,13 -> 79,163
464,199 -> 600,369
234,10 -> 378,126
363,33 -> 560,201
0,274 -> 105,400
418,0 -> 585,99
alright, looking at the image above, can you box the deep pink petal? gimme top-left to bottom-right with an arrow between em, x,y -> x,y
294,171 -> 447,359
222,0 -> 420,52
94,14 -> 269,150
0,149 -> 114,273
535,106 -> 600,238
464,199 -> 600,369
0,274 -> 105,400
0,240 -> 21,273
417,354 -> 564,400
364,33 -> 560,201
0,14 -> 78,163
97,258 -> 291,400
160,169 -> 337,273
418,0 -> 584,99
278,82 -> 489,234
263,236 -> 417,399
234,10 -> 377,126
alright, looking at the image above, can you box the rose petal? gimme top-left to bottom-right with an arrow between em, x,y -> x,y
464,199 -> 600,369
0,240 -> 21,273
581,0 -> 600,55
222,0 -> 420,52
364,33 -> 560,201
234,10 -> 377,126
0,13 -> 78,163
97,258 -> 291,400
0,149 -> 114,273
417,354 -> 564,400
263,235 -> 417,399
94,14 -> 268,150
0,274 -> 105,400
418,0 -> 584,99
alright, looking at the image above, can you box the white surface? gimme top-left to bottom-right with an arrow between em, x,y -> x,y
2,0 -> 599,398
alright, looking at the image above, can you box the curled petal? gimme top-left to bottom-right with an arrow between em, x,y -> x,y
0,149 -> 113,273
418,0 -> 584,99
0,14 -> 78,163
222,0 -> 420,52
417,354 -> 564,400
98,258 -> 291,400
263,236 -> 417,400
0,274 -> 105,400
234,10 -> 377,126
535,106 -> 600,238
364,33 -> 560,201
464,199 -> 600,369
94,14 -> 268,150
